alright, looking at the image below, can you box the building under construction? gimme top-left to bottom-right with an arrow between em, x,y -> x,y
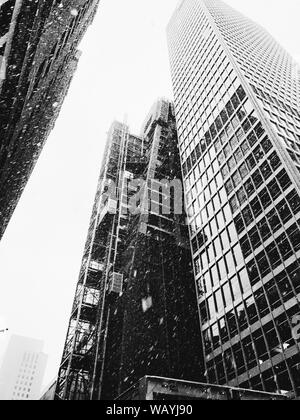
55,99 -> 203,400
0,0 -> 100,239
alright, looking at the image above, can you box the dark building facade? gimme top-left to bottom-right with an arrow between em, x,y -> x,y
167,0 -> 300,397
0,0 -> 100,239
55,99 -> 203,400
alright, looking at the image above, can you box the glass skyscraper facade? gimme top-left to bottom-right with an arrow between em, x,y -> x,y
167,0 -> 300,397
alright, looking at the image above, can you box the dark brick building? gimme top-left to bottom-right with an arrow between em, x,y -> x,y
0,0 -> 100,239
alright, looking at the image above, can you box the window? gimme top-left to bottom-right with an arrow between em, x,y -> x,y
240,235 -> 251,257
230,195 -> 239,213
228,156 -> 235,171
257,218 -> 271,241
245,179 -> 255,197
287,224 -> 300,253
241,139 -> 250,154
265,281 -> 281,311
261,161 -> 272,180
225,252 -> 235,274
223,282 -> 232,307
230,276 -> 242,301
237,86 -> 246,101
276,200 -> 292,224
232,170 -> 241,187
254,145 -> 264,163
239,163 -> 248,178
259,188 -> 272,209
236,304 -> 248,330
245,297 -> 258,325
208,296 -> 216,320
211,265 -> 219,287
277,273 -> 294,302
252,169 -> 263,189
218,258 -> 227,281
277,170 -> 292,190
261,137 -> 272,153
267,209 -> 281,232
246,155 -> 256,171
287,190 -> 300,215
219,317 -> 229,341
253,329 -> 268,362
200,301 -> 209,323
266,242 -> 281,269
242,205 -> 253,226
254,289 -> 269,318
243,336 -> 257,369
269,152 -> 281,171
203,329 -> 213,354
233,244 -> 244,266
239,268 -> 251,293
257,251 -> 271,278
247,259 -> 259,285
220,230 -> 230,250
254,123 -> 265,138
251,197 -> 263,218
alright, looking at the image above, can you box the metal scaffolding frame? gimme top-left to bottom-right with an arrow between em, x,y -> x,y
56,101 -> 203,400
55,121 -> 149,400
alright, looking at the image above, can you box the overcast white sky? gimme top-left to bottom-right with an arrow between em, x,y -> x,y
0,0 -> 300,391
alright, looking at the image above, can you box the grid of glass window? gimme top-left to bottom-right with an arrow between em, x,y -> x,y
167,0 -> 300,397
203,0 -> 300,175
12,352 -> 38,400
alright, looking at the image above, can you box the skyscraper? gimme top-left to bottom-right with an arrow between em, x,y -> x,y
55,99 -> 202,400
167,0 -> 300,397
0,0 -> 100,240
0,335 -> 47,400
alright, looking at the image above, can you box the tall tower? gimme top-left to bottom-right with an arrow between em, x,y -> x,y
0,335 -> 47,400
0,0 -> 100,240
55,99 -> 202,400
167,0 -> 300,397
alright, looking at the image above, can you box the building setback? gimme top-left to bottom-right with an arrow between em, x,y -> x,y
55,99 -> 203,400
0,0 -> 100,240
116,376 -> 288,401
167,0 -> 300,397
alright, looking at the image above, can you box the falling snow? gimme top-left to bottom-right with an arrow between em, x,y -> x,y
70,8 -> 79,17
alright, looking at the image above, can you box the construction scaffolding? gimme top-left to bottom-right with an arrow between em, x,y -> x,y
55,121 -> 149,400
55,100 -> 203,400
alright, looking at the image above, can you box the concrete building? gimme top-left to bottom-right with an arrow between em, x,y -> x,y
0,0 -> 100,240
167,0 -> 300,398
0,335 -> 47,400
117,376 -> 288,401
55,99 -> 202,400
